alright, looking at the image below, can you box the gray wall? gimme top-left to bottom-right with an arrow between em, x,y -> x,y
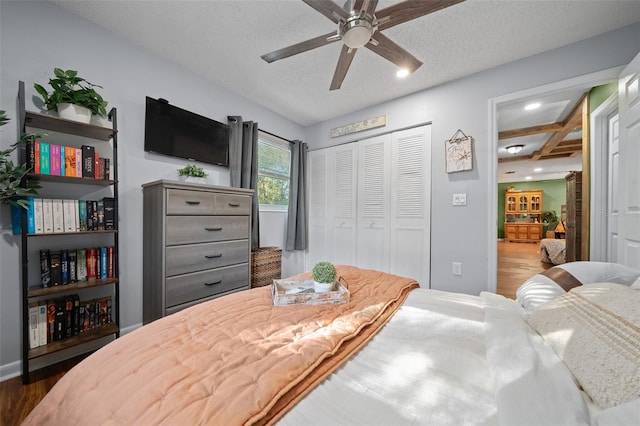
1,0 -> 639,379
0,1 -> 305,379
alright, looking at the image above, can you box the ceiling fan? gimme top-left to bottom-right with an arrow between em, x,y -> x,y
261,0 -> 465,90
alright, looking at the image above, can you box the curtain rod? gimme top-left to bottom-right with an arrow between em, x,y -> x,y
259,128 -> 295,144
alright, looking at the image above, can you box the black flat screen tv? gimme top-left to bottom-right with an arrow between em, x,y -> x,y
144,96 -> 229,167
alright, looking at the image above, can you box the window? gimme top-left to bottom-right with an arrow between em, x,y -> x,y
258,131 -> 291,210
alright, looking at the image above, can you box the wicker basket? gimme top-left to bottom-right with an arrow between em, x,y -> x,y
251,246 -> 282,288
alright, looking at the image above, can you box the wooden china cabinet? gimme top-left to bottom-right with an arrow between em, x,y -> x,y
504,189 -> 543,243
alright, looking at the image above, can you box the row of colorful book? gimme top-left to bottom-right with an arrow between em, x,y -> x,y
26,140 -> 110,180
28,295 -> 113,349
40,246 -> 115,287
11,197 -> 115,235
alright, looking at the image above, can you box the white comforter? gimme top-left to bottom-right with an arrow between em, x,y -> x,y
280,289 -> 590,425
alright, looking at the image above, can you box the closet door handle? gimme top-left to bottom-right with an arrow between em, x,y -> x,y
204,280 -> 222,286
205,227 -> 223,231
228,202 -> 240,207
185,200 -> 201,205
205,253 -> 223,259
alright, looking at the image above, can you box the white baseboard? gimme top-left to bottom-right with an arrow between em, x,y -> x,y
0,322 -> 142,383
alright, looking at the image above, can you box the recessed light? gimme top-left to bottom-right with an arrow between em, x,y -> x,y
525,102 -> 541,111
534,167 -> 543,172
396,68 -> 409,78
525,176 -> 532,180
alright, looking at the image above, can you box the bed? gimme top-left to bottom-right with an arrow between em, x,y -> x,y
539,238 -> 566,265
23,264 -> 640,425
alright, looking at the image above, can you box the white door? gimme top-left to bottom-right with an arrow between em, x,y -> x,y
307,149 -> 330,268
329,145 -> 358,267
356,134 -> 391,271
617,51 -> 640,268
389,125 -> 432,287
606,112 -> 620,262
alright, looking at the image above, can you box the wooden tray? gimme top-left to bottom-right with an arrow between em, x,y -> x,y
271,277 -> 349,306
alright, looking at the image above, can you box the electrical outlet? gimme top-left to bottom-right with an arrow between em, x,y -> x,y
452,262 -> 462,276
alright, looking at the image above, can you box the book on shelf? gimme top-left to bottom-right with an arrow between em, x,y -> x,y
59,145 -> 66,177
34,198 -> 44,234
68,250 -> 77,283
42,199 -> 53,233
49,251 -> 62,286
94,152 -> 100,179
76,249 -> 87,282
75,148 -> 82,177
86,201 -> 94,231
78,200 -> 87,231
47,299 -> 56,343
40,249 -> 51,288
37,301 -> 47,347
64,296 -> 74,338
86,248 -> 97,279
107,245 -> 115,278
29,302 -> 39,349
51,199 -> 64,233
97,199 -> 105,231
100,247 -> 108,279
73,295 -> 80,335
40,142 -> 50,175
54,298 -> 65,341
64,146 -> 76,177
91,201 -> 98,231
103,197 -> 115,230
25,135 -> 36,172
60,250 -> 69,285
63,199 -> 77,233
81,145 -> 95,178
50,144 -> 60,176
34,141 -> 41,174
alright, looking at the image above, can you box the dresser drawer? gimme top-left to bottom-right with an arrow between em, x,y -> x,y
166,240 -> 249,276
214,193 -> 251,215
165,264 -> 249,308
166,189 -> 215,215
166,216 -> 249,245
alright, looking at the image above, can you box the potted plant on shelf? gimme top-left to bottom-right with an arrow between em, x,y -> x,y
542,210 -> 559,238
0,110 -> 40,208
34,68 -> 108,124
312,261 -> 337,293
177,163 -> 208,184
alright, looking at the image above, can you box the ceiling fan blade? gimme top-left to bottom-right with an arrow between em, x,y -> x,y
366,32 -> 422,72
261,31 -> 339,63
354,0 -> 379,16
376,0 -> 465,31
330,45 -> 357,90
303,0 -> 349,24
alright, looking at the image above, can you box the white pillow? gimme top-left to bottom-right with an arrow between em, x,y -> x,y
526,282 -> 640,409
630,276 -> 640,289
516,274 -> 566,313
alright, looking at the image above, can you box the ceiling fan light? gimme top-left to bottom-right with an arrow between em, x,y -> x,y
343,25 -> 371,48
396,68 -> 410,78
506,144 -> 524,154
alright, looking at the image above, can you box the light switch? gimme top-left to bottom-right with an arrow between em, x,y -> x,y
453,193 -> 467,206
452,262 -> 462,276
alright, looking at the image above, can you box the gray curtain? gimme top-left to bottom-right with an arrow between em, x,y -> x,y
285,140 -> 308,251
227,115 -> 259,249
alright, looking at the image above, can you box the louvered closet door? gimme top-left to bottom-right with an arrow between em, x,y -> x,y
389,125 -> 431,287
357,134 -> 391,271
330,145 -> 358,266
307,149 -> 330,268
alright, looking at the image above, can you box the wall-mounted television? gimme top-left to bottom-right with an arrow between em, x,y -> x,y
144,96 -> 229,167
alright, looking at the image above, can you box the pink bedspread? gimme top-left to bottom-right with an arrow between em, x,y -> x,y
24,266 -> 417,425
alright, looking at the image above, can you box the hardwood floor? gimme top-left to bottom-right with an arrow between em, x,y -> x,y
497,239 -> 551,299
0,242 -> 549,425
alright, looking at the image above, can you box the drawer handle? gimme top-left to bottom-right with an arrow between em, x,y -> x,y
205,253 -> 223,259
228,202 -> 240,207
204,280 -> 222,286
205,227 -> 223,231
185,200 -> 201,205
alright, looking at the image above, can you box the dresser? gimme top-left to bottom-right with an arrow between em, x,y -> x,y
142,180 -> 253,323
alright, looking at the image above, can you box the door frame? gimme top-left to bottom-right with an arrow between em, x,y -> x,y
487,66 -> 625,292
590,92 -> 618,261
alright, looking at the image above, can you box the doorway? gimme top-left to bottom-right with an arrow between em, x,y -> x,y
487,67 -> 625,293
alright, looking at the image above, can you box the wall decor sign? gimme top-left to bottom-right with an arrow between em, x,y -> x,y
330,115 -> 386,138
445,129 -> 473,173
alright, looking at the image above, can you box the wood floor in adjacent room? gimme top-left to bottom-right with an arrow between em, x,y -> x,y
0,240 -> 550,425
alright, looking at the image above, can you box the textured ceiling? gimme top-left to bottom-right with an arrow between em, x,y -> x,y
51,0 -> 640,127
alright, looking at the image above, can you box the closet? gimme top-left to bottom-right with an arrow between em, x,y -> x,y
307,125 -> 431,287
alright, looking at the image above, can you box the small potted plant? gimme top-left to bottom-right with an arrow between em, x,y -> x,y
312,261 -> 337,293
0,110 -> 40,208
177,163 -> 208,184
34,68 -> 108,123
